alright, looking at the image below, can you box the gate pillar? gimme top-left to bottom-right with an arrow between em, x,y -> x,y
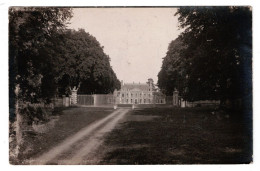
173,89 -> 179,107
71,88 -> 78,105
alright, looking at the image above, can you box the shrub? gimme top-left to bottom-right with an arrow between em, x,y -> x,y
19,103 -> 51,125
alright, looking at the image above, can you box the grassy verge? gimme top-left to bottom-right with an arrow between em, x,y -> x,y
100,107 -> 252,164
11,107 -> 114,164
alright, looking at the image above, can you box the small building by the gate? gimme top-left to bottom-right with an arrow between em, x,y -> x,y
114,78 -> 165,104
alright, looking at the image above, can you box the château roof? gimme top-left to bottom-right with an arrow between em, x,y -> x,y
121,83 -> 150,91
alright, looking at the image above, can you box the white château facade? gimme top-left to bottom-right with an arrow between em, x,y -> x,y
114,78 -> 165,104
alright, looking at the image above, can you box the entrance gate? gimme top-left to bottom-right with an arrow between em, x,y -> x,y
77,94 -> 115,106
77,95 -> 94,105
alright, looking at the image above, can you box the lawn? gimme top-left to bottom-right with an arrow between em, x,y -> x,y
100,107 -> 252,164
12,107 -> 114,164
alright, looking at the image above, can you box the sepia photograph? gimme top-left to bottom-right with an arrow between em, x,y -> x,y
8,6 -> 253,165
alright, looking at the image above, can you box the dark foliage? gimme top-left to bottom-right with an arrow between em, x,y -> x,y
9,7 -> 121,122
158,7 -> 252,106
55,29 -> 121,95
9,7 -> 73,104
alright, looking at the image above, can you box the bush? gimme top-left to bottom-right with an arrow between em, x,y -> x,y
19,104 -> 51,125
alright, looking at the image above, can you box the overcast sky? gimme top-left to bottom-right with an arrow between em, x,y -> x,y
68,8 -> 182,84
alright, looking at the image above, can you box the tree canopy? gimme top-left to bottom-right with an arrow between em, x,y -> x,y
56,29 -> 121,95
9,7 -> 120,105
157,37 -> 187,96
158,7 -> 252,104
9,7 -> 73,103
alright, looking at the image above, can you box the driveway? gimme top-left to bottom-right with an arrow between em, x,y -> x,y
30,108 -> 129,165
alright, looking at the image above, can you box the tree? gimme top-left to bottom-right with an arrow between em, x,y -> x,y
157,38 -> 187,96
158,7 -> 252,106
9,7 -> 120,104
56,29 -> 121,95
9,7 -> 72,104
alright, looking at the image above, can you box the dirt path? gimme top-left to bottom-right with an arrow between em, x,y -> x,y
30,108 -> 129,165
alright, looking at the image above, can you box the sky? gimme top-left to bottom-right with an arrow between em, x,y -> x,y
68,8 -> 182,84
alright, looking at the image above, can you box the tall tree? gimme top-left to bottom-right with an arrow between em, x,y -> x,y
177,7 -> 252,102
9,7 -> 72,104
158,7 -> 252,106
157,38 -> 187,96
56,29 -> 121,95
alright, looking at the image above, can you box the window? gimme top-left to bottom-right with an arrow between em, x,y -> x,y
122,93 -> 124,97
140,99 -> 142,103
131,99 -> 133,103
126,93 -> 128,97
126,99 -> 128,103
131,93 -> 133,97
144,99 -> 146,103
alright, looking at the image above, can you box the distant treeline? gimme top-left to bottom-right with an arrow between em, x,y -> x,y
158,7 -> 252,107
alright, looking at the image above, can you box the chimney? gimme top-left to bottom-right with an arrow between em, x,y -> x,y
148,78 -> 154,88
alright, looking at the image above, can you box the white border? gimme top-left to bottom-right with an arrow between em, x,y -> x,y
1,1 -> 259,171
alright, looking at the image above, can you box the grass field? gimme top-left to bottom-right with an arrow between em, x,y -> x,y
100,107 -> 252,164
